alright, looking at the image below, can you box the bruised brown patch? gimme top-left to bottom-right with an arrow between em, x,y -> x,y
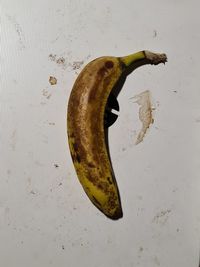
97,181 -> 109,193
108,192 -> 117,209
88,162 -> 95,168
105,61 -> 114,69
88,66 -> 108,102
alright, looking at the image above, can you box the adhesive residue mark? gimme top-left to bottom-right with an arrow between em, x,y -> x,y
132,90 -> 154,145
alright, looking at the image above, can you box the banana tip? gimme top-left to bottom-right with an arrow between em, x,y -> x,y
107,207 -> 123,220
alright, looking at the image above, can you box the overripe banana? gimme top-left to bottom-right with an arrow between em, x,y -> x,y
67,51 -> 167,220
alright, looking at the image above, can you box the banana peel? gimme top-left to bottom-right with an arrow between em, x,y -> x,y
67,51 -> 167,220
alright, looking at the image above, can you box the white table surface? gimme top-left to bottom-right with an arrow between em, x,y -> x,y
1,1 -> 200,266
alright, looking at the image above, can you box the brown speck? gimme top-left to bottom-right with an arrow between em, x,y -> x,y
62,245 -> 65,250
49,76 -> 57,85
54,164 -> 59,168
49,122 -> 55,125
88,162 -> 95,168
59,182 -> 62,186
173,90 -> 177,93
176,228 -> 180,232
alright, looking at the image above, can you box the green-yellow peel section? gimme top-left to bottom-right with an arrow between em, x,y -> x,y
120,51 -> 146,67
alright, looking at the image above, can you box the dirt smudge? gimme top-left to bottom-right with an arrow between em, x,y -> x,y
152,209 -> 171,225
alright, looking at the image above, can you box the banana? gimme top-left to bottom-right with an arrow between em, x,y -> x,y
67,51 -> 167,220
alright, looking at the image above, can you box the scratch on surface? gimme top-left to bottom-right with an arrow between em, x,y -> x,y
10,129 -> 17,151
42,89 -> 51,99
152,209 -> 171,225
6,14 -> 25,49
153,30 -> 157,38
132,90 -> 154,145
153,256 -> 160,266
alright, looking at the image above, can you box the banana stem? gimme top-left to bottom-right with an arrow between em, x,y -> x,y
120,50 -> 167,68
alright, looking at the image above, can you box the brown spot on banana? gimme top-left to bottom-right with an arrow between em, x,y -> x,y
67,51 -> 167,220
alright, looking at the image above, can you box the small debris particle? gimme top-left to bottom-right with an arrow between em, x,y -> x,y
49,122 -> 55,125
153,30 -> 157,38
71,61 -> 84,70
49,76 -> 57,85
139,247 -> 144,252
62,245 -> 65,250
58,182 -> 62,186
30,190 -> 36,195
54,164 -> 59,168
42,89 -> 51,99
176,228 -> 180,232
56,57 -> 65,64
49,54 -> 57,61
173,90 -> 177,93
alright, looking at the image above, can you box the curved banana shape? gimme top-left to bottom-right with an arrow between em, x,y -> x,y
67,51 -> 167,220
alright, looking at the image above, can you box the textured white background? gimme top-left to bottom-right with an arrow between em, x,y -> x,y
1,1 -> 200,266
